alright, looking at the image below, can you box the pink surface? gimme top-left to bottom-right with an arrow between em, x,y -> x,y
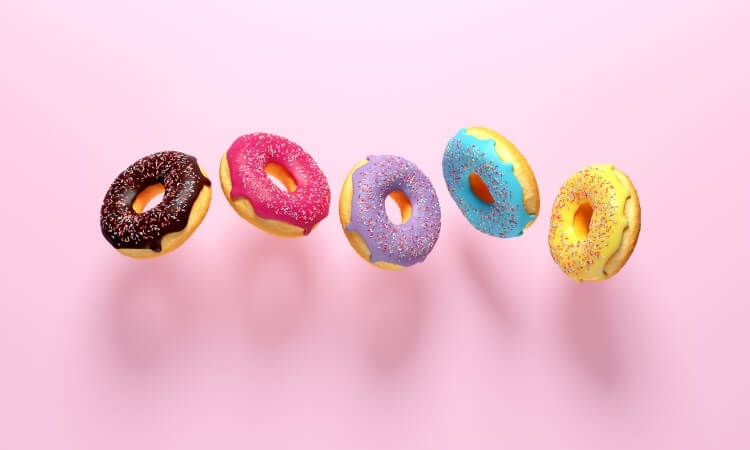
1,1 -> 748,449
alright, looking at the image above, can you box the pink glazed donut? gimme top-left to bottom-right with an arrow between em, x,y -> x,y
219,133 -> 331,237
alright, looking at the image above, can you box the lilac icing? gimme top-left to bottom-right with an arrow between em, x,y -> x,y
345,155 -> 441,267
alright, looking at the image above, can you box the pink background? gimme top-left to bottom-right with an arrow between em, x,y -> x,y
2,1 -> 749,448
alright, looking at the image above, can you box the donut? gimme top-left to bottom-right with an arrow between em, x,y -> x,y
443,127 -> 540,238
100,151 -> 212,258
339,155 -> 441,270
220,133 -> 331,237
548,164 -> 641,281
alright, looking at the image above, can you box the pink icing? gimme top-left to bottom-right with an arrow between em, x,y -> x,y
226,133 -> 331,234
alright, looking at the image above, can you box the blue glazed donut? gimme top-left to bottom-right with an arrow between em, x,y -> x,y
442,127 -> 540,237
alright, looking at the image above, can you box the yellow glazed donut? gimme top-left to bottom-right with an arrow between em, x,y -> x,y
548,164 -> 641,281
100,151 -> 212,259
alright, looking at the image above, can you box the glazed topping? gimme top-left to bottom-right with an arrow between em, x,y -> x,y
226,133 -> 331,234
345,155 -> 441,267
443,128 -> 534,238
100,151 -> 211,251
548,164 -> 631,280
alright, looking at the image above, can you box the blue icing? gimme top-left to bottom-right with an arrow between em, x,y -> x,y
442,128 -> 534,238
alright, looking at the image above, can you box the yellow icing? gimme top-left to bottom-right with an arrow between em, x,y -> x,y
548,164 -> 631,281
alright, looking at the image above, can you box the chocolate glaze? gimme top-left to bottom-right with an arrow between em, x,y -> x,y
100,151 -> 211,252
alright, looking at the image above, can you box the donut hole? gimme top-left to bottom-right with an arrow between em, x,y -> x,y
469,173 -> 494,204
132,183 -> 165,214
385,190 -> 412,225
573,203 -> 594,239
265,162 -> 297,192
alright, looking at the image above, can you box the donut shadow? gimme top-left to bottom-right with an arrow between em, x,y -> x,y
95,254 -> 200,375
456,234 -> 520,334
352,264 -> 430,377
558,278 -> 634,392
220,226 -> 318,354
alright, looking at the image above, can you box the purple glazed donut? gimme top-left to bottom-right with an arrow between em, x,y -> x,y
339,155 -> 441,270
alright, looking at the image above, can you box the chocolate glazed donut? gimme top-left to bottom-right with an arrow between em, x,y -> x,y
100,151 -> 212,257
